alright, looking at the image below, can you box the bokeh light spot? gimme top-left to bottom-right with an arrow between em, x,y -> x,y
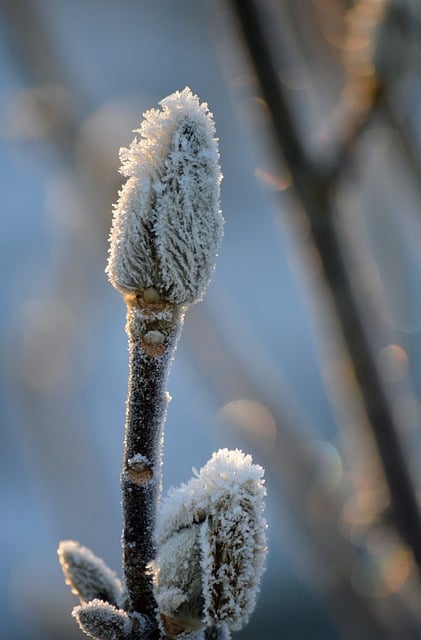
255,167 -> 291,192
377,344 -> 408,383
351,544 -> 412,599
217,399 -> 277,453
304,440 -> 343,493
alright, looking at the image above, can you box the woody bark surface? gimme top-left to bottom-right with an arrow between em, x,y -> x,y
122,300 -> 183,616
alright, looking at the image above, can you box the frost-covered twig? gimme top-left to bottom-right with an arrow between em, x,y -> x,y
106,87 -> 223,618
59,88 -> 266,640
119,316 -> 182,617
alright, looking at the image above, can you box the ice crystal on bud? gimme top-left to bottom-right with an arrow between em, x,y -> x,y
151,449 -> 267,634
106,87 -> 223,305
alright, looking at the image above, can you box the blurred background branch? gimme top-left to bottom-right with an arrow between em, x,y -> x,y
230,0 -> 421,570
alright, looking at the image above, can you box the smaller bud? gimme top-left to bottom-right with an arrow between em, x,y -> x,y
58,540 -> 123,606
126,453 -> 153,485
106,87 -> 224,306
151,449 -> 267,634
73,599 -> 144,640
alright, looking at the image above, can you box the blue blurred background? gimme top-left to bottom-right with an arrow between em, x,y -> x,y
1,1 -> 421,638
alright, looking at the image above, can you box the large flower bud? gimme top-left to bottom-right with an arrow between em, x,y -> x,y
106,87 -> 223,305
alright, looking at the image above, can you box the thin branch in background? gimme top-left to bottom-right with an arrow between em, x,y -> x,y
382,97 -> 421,197
229,0 -> 421,573
2,0 -> 86,147
336,0 -> 421,210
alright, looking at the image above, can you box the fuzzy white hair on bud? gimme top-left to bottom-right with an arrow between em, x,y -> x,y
106,87 -> 223,305
73,599 -> 141,640
58,540 -> 123,607
151,449 -> 267,634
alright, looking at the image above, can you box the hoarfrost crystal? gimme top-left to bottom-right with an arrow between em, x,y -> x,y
106,87 -> 224,305
151,449 -> 267,635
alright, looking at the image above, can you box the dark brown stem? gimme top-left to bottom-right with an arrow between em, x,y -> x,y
231,0 -> 421,569
204,625 -> 230,639
122,304 -> 183,619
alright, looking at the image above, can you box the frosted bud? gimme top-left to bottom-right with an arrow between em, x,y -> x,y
58,540 -> 123,607
73,599 -> 146,640
151,449 -> 267,635
106,87 -> 224,305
